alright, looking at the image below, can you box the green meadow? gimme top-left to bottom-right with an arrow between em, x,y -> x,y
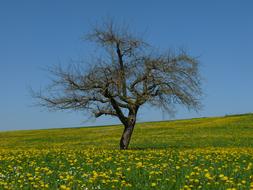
0,113 -> 253,189
1,113 -> 253,150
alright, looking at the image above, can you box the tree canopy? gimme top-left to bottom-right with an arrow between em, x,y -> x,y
33,20 -> 202,149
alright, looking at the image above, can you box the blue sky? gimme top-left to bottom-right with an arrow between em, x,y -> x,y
0,0 -> 253,131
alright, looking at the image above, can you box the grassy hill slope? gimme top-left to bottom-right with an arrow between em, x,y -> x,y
1,113 -> 253,189
1,113 -> 253,150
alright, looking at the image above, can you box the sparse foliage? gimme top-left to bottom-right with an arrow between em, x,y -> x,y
33,20 -> 202,149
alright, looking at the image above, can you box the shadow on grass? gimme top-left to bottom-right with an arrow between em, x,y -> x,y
129,145 -> 193,150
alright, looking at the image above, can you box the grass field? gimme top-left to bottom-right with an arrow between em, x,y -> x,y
0,113 -> 253,189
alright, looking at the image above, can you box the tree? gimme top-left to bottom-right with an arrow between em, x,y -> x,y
33,21 -> 202,150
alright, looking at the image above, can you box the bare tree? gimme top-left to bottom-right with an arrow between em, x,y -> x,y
33,21 -> 202,150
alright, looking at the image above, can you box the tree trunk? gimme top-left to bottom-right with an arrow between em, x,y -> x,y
120,122 -> 135,150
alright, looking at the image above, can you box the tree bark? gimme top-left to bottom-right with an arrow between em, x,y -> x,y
119,107 -> 139,150
116,43 -> 127,97
120,123 -> 135,150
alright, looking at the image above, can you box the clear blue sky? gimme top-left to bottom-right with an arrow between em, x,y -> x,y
1,0 -> 253,131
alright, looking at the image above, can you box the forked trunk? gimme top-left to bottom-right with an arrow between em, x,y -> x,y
120,124 -> 135,150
